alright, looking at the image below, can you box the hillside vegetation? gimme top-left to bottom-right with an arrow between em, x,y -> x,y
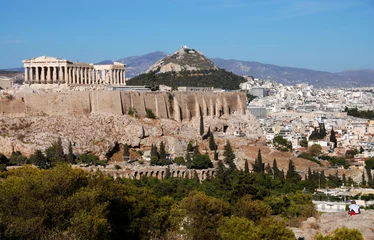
127,69 -> 247,90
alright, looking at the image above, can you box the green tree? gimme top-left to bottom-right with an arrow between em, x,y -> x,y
187,142 -> 193,152
244,159 -> 249,173
314,226 -> 364,240
273,135 -> 288,147
45,137 -> 66,165
209,133 -> 216,151
300,138 -> 308,148
200,114 -> 204,136
286,160 -> 301,182
151,144 -> 159,160
272,159 -> 280,179
223,141 -> 236,171
252,149 -> 264,173
29,150 -> 49,169
218,216 -> 259,240
309,144 -> 322,156
159,141 -> 166,161
123,143 -> 130,159
214,149 -> 219,160
330,127 -> 337,149
191,154 -> 213,169
233,195 -> 272,223
169,191 -> 230,239
173,156 -> 185,165
264,163 -> 273,175
9,151 -> 27,165
67,141 -> 75,164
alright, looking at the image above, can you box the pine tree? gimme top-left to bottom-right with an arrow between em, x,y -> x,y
67,141 -> 75,164
223,141 -> 236,171
187,142 -> 193,152
362,172 -> 366,186
330,127 -> 337,149
159,141 -> 166,160
244,159 -> 249,173
272,159 -> 280,179
286,159 -> 301,182
123,143 -> 130,157
193,145 -> 200,157
165,166 -> 171,179
264,163 -> 273,175
199,108 -> 204,136
342,173 -> 347,186
214,149 -> 218,160
209,134 -> 216,151
252,149 -> 264,173
307,167 -> 312,181
45,137 -> 66,164
151,144 -> 159,159
280,169 -> 285,180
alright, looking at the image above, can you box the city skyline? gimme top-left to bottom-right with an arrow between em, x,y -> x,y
0,0 -> 373,72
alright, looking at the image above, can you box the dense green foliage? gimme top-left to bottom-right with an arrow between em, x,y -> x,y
345,107 -> 374,119
319,155 -> 350,169
127,69 -> 247,90
315,226 -> 364,240
309,123 -> 327,140
0,154 -> 366,239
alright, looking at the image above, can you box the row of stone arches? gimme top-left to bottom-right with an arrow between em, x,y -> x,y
125,168 -> 216,181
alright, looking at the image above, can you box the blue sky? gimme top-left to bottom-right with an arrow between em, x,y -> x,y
0,0 -> 373,72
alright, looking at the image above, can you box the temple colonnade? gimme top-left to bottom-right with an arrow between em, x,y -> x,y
23,56 -> 126,86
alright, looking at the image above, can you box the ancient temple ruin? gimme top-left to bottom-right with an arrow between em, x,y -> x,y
22,56 -> 126,85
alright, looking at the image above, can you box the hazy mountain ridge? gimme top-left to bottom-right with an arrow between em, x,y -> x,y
96,51 -> 168,78
2,52 -> 373,87
211,58 -> 373,87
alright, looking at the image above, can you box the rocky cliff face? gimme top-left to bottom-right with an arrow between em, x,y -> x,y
0,112 -> 262,158
147,46 -> 218,73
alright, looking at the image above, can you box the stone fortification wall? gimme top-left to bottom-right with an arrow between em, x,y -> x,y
2,91 -> 246,120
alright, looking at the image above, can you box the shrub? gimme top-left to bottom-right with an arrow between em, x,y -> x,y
114,165 -> 121,170
128,107 -> 138,117
146,108 -> 156,119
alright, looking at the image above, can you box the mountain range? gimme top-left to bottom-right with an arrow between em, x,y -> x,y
3,52 -> 373,87
97,52 -> 373,87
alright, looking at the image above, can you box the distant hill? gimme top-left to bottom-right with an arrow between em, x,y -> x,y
147,46 -> 217,73
96,51 -> 168,78
127,46 -> 246,90
211,58 -> 374,88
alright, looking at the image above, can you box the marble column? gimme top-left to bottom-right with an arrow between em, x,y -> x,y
96,70 -> 100,84
41,66 -> 45,83
64,66 -> 68,83
92,69 -> 95,84
59,67 -> 63,83
73,68 -> 76,84
119,70 -> 122,85
52,66 -> 56,83
116,69 -> 120,85
24,67 -> 29,83
123,70 -> 126,85
102,70 -> 105,84
30,67 -> 34,83
85,68 -> 88,84
89,69 -> 93,84
35,66 -> 39,83
79,67 -> 82,84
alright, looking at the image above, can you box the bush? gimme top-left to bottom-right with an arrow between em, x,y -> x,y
146,108 -> 156,119
114,165 -> 121,170
173,156 -> 186,165
128,107 -> 138,117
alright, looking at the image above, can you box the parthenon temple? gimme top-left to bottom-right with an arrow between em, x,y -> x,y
22,56 -> 126,85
